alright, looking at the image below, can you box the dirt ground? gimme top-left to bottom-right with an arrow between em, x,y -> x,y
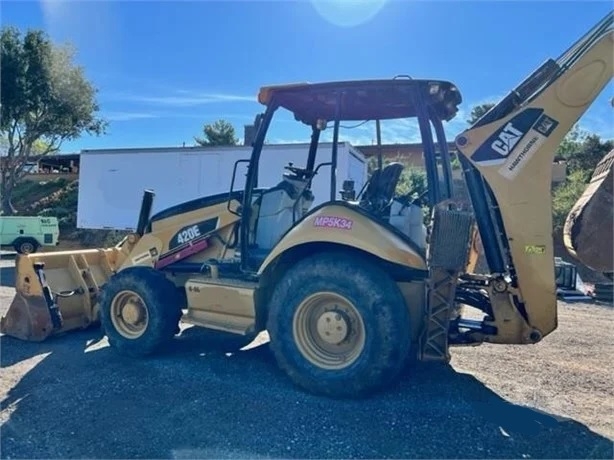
0,255 -> 613,459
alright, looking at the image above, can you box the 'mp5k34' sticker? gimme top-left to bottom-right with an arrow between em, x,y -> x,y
169,217 -> 218,250
313,216 -> 353,230
470,108 -> 559,180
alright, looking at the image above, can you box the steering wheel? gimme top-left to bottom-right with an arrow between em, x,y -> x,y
399,188 -> 429,207
284,162 -> 314,181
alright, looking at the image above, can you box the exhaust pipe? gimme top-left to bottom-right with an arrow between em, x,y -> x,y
136,189 -> 155,236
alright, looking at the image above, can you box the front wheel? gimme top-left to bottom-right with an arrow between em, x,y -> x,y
99,267 -> 182,357
266,252 -> 412,398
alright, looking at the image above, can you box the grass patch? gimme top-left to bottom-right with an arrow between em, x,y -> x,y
12,178 -> 70,210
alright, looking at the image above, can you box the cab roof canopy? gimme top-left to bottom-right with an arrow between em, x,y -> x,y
257,78 -> 463,125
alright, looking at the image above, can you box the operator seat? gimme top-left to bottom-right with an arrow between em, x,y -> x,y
361,162 -> 405,215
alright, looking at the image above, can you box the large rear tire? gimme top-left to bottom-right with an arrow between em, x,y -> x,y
266,252 -> 411,398
99,267 -> 182,357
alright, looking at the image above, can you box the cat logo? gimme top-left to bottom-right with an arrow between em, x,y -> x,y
491,122 -> 524,157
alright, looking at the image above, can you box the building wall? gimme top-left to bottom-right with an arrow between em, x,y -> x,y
355,142 -> 457,168
355,143 -> 568,184
1,153 -> 80,176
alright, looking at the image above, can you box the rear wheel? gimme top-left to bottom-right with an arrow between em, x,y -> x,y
266,252 -> 411,398
99,267 -> 182,357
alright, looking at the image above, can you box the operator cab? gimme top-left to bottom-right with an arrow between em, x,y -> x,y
249,162 -> 315,262
232,78 -> 462,272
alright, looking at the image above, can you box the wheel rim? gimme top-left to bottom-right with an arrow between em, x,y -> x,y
21,242 -> 34,254
293,291 -> 365,370
110,290 -> 149,339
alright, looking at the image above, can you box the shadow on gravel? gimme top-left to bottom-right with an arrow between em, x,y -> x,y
1,326 -> 612,460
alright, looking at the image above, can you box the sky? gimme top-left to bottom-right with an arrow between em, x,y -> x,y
2,0 -> 613,153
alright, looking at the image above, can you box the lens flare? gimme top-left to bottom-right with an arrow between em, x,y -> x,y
310,0 -> 388,27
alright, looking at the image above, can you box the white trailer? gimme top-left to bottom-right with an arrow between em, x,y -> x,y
77,142 -> 368,230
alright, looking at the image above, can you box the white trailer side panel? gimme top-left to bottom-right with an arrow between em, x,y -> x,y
77,150 -> 214,230
77,143 -> 366,230
217,143 -> 352,202
347,144 -> 368,195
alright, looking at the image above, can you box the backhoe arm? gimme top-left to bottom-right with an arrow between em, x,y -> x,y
454,12 -> 613,343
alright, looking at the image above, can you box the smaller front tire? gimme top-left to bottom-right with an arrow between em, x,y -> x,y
99,267 -> 182,357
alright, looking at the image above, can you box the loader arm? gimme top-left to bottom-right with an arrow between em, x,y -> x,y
455,12 -> 613,342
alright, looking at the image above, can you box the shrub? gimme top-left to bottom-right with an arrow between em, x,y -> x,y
552,169 -> 592,234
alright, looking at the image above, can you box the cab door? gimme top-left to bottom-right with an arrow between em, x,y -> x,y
1,218 -> 23,245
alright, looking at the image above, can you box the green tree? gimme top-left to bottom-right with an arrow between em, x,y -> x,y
552,169 -> 591,234
555,125 -> 586,159
551,129 -> 613,233
0,26 -> 106,215
194,119 -> 238,146
467,102 -> 496,125
396,167 -> 427,200
559,131 -> 613,174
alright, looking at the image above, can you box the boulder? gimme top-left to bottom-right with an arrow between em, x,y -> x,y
564,149 -> 614,274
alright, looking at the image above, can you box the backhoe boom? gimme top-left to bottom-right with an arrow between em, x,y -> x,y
455,11 -> 613,343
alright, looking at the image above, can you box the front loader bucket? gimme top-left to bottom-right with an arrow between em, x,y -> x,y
1,247 -> 124,342
564,149 -> 614,273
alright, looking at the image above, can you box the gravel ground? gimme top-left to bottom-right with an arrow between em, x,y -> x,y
1,254 -> 613,459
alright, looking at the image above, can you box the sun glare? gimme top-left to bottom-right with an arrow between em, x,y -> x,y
310,0 -> 388,27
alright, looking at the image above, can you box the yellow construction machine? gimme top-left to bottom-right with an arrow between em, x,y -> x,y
2,12 -> 613,398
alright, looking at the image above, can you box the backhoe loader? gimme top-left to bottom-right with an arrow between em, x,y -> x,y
2,11 -> 613,398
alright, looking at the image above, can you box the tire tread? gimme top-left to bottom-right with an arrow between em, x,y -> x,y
266,251 -> 411,398
99,267 -> 182,357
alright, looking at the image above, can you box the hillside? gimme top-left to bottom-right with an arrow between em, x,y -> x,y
11,177 -> 127,248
